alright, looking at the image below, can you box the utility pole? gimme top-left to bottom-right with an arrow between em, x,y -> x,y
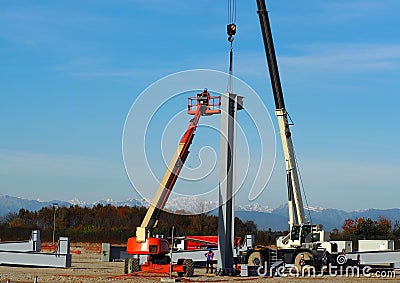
52,203 -> 58,245
170,226 -> 174,278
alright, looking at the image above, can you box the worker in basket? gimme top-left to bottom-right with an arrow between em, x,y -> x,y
197,88 -> 210,106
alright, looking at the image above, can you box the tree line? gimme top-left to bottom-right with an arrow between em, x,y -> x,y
0,204 -> 398,248
330,216 -> 400,248
0,204 -> 281,244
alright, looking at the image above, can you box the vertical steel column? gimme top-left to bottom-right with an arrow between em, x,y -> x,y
218,92 -> 242,274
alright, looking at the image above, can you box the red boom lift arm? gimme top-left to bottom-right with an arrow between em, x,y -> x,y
128,94 -> 221,253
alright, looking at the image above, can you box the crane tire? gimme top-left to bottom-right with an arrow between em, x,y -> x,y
294,251 -> 313,273
247,251 -> 265,267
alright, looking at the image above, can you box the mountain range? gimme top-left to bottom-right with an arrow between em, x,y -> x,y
236,205 -> 400,231
1,194 -> 399,232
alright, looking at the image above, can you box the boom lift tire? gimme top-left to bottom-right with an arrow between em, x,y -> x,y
184,258 -> 195,277
178,258 -> 194,277
247,251 -> 265,267
124,258 -> 140,274
294,251 -> 313,273
124,258 -> 129,274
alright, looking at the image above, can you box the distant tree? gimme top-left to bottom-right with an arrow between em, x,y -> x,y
9,217 -> 26,228
342,219 -> 357,236
393,221 -> 400,238
255,229 -> 283,246
376,216 -> 391,238
355,217 -> 377,239
244,220 -> 257,234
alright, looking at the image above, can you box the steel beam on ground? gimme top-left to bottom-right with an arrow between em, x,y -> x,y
0,234 -> 71,268
0,230 -> 40,252
347,250 -> 400,268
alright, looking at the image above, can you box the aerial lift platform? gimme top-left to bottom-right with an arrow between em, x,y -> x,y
124,91 -> 220,276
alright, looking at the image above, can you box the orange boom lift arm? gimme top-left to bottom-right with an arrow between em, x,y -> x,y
125,92 -> 220,276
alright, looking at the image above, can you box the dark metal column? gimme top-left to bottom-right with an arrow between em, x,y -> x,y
218,92 -> 243,275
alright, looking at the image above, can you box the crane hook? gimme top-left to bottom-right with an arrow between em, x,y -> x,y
227,23 -> 236,42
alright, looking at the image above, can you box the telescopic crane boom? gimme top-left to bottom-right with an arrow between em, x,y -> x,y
256,0 -> 305,232
238,1 -> 338,272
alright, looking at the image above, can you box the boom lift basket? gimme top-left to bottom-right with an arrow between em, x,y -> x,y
187,96 -> 221,115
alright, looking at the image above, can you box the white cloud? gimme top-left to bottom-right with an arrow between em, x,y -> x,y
281,43 -> 400,72
231,43 -> 400,82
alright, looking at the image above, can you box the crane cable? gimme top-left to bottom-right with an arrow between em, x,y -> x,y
293,146 -> 313,225
227,37 -> 234,93
228,0 -> 236,25
227,0 -> 237,93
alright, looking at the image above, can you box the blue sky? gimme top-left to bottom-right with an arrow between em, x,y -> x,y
0,0 -> 399,211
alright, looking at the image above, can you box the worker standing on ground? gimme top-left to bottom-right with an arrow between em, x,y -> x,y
205,248 -> 214,274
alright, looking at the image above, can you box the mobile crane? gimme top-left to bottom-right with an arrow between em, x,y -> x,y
124,92 -> 221,276
240,0 -> 341,272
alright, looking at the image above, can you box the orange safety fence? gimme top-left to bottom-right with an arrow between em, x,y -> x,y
41,243 -> 101,254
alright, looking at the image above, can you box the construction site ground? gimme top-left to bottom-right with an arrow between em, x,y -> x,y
0,243 -> 398,283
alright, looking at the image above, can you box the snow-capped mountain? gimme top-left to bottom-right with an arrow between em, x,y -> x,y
237,203 -> 273,213
237,203 -> 400,231
93,198 -> 147,208
70,197 -> 149,208
163,196 -> 218,214
0,194 -> 70,216
304,206 -> 325,213
69,198 -> 89,207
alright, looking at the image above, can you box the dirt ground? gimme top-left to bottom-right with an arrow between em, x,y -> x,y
0,243 -> 398,283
